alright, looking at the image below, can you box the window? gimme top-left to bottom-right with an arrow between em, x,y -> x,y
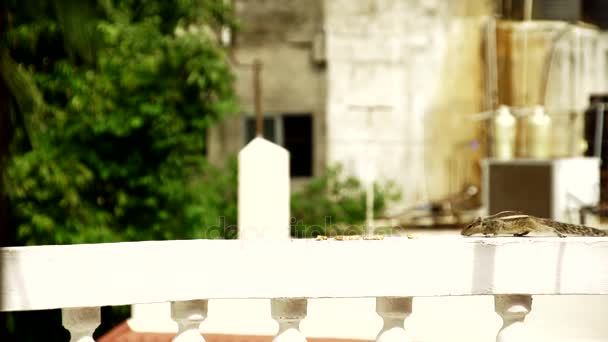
244,113 -> 313,177
244,117 -> 276,143
283,115 -> 312,177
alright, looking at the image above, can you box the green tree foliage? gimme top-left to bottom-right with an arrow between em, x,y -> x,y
1,1 -> 238,341
0,1 -> 401,339
1,0 -> 238,246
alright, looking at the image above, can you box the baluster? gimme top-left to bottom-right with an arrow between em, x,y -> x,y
62,307 -> 101,342
271,298 -> 307,342
375,297 -> 412,342
495,295 -> 532,342
171,300 -> 208,342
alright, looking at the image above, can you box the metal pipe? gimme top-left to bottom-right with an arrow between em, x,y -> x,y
485,17 -> 499,111
595,103 -> 604,159
496,0 -> 503,18
538,26 -> 571,105
253,59 -> 263,137
522,0 -> 533,105
505,0 -> 512,19
228,41 -> 264,139
523,0 -> 533,21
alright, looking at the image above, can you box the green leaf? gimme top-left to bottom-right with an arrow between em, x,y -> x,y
129,116 -> 143,128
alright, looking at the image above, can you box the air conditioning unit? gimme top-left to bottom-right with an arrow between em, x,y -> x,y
482,157 -> 599,223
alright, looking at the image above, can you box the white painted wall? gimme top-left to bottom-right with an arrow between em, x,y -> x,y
324,0 -> 490,209
324,0 -> 442,208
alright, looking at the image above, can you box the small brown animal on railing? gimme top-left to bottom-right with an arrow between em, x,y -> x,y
461,211 -> 608,237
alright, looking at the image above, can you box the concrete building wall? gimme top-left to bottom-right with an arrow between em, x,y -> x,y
325,0 -> 491,210
208,0 -> 327,178
427,1 -> 491,201
209,0 -> 493,208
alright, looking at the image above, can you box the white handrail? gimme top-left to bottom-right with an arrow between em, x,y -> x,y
3,237 -> 608,312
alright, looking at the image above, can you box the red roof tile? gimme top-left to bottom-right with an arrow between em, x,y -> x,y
99,322 -> 373,342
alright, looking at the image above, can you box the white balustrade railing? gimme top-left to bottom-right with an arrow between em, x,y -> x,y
3,237 -> 608,341
172,300 -> 208,342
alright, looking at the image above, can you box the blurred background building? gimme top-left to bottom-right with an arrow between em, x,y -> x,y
5,1 -> 608,341
208,0 -> 608,222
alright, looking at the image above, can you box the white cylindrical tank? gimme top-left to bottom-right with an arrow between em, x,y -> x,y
492,105 -> 516,160
525,106 -> 552,159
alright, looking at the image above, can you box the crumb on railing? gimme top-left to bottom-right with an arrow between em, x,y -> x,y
315,235 -> 385,241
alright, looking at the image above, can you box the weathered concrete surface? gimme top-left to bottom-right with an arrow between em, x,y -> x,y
325,0 -> 491,209
209,1 -> 608,210
208,0 -> 327,177
209,0 -> 494,207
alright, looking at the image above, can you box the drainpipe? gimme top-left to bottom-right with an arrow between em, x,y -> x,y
253,59 -> 263,137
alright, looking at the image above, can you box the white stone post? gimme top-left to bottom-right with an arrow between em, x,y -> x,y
171,300 -> 208,342
375,297 -> 413,342
239,137 -> 296,339
238,137 -> 290,240
62,307 -> 101,342
271,298 -> 307,342
495,295 -> 532,342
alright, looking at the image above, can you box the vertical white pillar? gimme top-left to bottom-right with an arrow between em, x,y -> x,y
171,300 -> 208,342
271,298 -> 307,342
375,297 -> 413,342
62,307 -> 100,342
239,137 -> 295,339
495,295 -> 532,342
238,137 -> 290,240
